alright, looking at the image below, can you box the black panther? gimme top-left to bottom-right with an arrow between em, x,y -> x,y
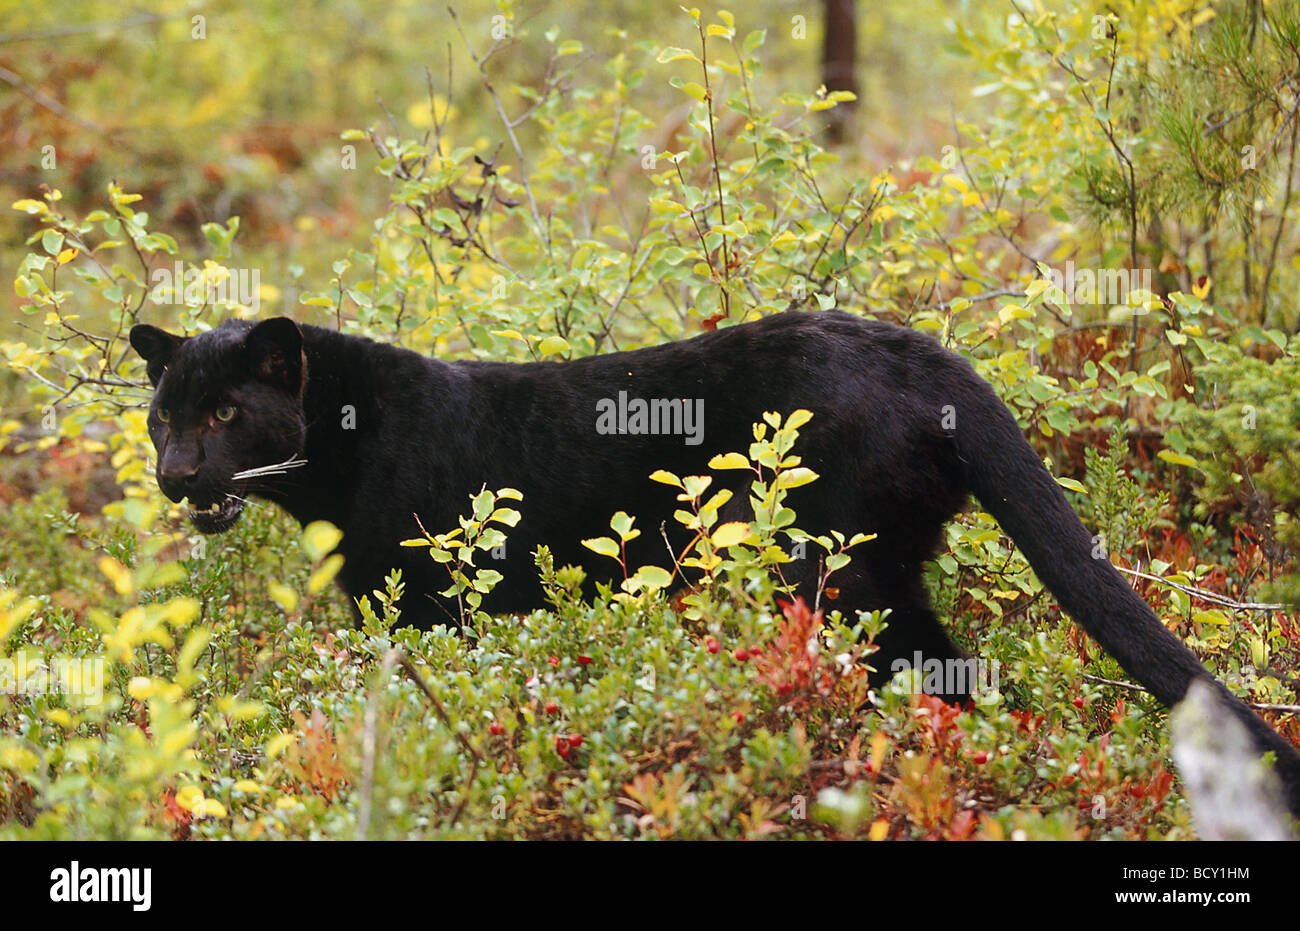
130,309 -> 1300,820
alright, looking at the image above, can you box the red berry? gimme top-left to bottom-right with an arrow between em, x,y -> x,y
577,655 -> 592,666
973,751 -> 989,765
706,637 -> 720,654
734,648 -> 749,661
557,742 -> 571,759
489,721 -> 505,736
545,701 -> 559,715
548,656 -> 560,665
1073,696 -> 1085,709
567,734 -> 583,748
730,711 -> 745,723
748,645 -> 763,656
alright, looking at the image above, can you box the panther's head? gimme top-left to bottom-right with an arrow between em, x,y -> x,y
129,318 -> 308,533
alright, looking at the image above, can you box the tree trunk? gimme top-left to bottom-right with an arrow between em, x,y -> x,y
821,0 -> 859,145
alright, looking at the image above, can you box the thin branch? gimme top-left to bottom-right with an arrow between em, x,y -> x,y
0,64 -> 106,134
0,10 -> 181,45
1114,565 -> 1286,611
446,5 -> 545,238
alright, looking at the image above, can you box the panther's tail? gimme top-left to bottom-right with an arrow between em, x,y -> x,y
953,370 -> 1300,822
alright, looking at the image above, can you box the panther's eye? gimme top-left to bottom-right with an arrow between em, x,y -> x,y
215,404 -> 237,423
157,408 -> 171,424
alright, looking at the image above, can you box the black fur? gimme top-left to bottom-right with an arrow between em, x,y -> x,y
130,309 -> 1300,819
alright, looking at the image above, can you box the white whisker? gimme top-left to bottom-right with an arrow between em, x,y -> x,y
231,456 -> 309,481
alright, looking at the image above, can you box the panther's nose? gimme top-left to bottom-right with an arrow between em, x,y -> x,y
158,463 -> 199,500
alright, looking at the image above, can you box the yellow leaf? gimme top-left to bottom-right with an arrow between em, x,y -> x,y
775,467 -> 819,489
678,82 -> 708,102
266,733 -> 296,760
997,303 -> 1032,324
192,798 -> 227,818
942,174 -> 969,194
45,709 -> 72,728
868,819 -> 890,841
177,628 -> 210,683
1157,449 -> 1199,469
784,409 -> 814,431
302,521 -> 343,561
869,730 -> 889,771
711,521 -> 750,548
537,335 -> 570,356
708,452 -> 750,470
56,248 -> 78,265
268,581 -> 298,613
307,554 -> 344,595
407,101 -> 433,128
98,556 -> 134,596
11,199 -> 47,214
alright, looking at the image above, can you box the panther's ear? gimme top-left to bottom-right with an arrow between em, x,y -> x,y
129,324 -> 187,387
244,317 -> 305,394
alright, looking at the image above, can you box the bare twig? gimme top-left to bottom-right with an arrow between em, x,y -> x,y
446,5 -> 545,238
1114,565 -> 1286,611
0,64 -> 106,134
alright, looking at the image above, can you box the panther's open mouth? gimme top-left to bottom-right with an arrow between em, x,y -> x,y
187,496 -> 245,534
180,458 -> 307,534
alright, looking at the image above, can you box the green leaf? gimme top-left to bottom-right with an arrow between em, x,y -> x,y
656,46 -> 699,63
610,511 -> 639,541
633,565 -> 674,589
582,536 -> 621,559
